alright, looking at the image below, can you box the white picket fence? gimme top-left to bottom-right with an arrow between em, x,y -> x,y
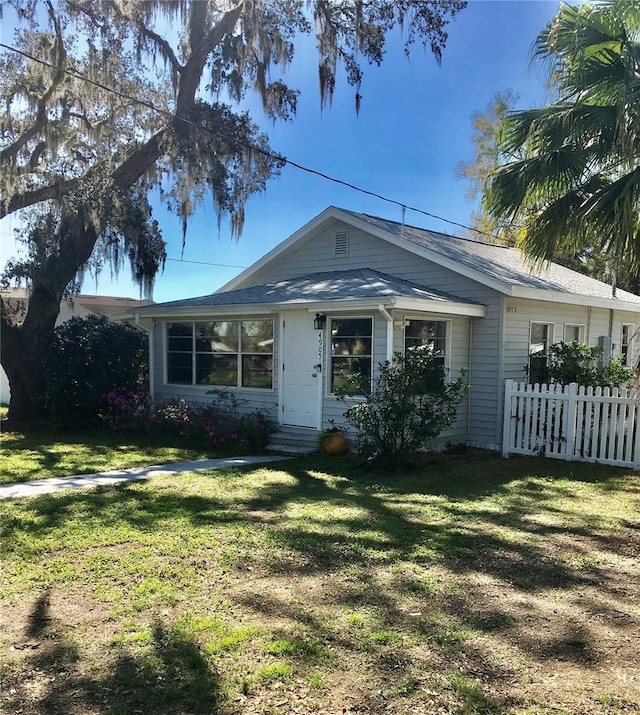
502,380 -> 640,469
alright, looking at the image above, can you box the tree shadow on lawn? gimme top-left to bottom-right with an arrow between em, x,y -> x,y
2,596 -> 223,715
3,454 -> 637,693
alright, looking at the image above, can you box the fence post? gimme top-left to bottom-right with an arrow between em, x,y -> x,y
502,380 -> 514,458
563,383 -> 578,461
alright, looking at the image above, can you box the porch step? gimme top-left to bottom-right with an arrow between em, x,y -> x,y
266,426 -> 320,455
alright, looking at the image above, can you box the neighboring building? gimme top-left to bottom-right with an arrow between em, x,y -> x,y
133,206 -> 640,451
0,289 -> 152,403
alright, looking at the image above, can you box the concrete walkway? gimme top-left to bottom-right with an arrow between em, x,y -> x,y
0,455 -> 290,500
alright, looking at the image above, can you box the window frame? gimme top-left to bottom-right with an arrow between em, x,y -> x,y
329,315 -> 373,395
164,319 -> 274,390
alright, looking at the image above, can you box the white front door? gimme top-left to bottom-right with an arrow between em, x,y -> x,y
281,311 -> 321,428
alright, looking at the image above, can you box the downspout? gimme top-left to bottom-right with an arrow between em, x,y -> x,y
378,305 -> 394,361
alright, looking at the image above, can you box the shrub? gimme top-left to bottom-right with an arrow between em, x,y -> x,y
43,315 -> 148,428
103,386 -> 152,433
335,350 -> 468,466
103,389 -> 275,453
545,341 -> 634,388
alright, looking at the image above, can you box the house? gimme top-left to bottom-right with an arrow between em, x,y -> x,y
0,289 -> 152,403
132,206 -> 640,451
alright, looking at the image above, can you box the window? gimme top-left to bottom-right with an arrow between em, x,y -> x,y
166,320 -> 273,388
404,319 -> 447,366
330,317 -> 372,393
565,324 -> 585,343
621,324 -> 634,366
404,319 -> 448,391
529,322 -> 553,384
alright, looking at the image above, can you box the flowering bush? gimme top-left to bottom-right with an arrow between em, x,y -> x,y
103,387 -> 152,433
102,389 -> 275,453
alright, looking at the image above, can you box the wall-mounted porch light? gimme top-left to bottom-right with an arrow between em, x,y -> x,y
314,313 -> 327,331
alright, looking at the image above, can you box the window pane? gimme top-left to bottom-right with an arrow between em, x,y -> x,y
241,320 -> 273,353
168,336 -> 193,352
196,321 -> 239,353
405,320 -> 446,356
331,318 -> 372,337
167,352 -> 193,384
196,354 -> 238,386
530,323 -> 550,354
242,355 -> 273,388
565,325 -> 583,342
168,323 -> 193,352
331,337 -> 372,356
331,356 -> 371,394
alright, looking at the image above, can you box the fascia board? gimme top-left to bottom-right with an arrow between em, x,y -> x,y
218,206 -> 347,292
132,305 -> 278,319
134,296 -> 486,320
393,297 -> 487,317
510,286 -> 640,312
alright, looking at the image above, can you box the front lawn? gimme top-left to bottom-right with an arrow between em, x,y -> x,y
1,452 -> 638,714
0,427 -> 234,484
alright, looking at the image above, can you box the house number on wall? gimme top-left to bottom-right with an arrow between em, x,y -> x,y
316,331 -> 323,373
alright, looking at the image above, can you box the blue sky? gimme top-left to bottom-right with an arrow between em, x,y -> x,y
0,0 -> 561,303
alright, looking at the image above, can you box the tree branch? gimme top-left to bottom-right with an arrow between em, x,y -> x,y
0,0 -> 66,166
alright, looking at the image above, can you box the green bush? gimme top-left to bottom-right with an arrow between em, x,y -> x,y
43,315 -> 148,428
545,341 -> 634,388
103,388 -> 275,453
335,351 -> 468,466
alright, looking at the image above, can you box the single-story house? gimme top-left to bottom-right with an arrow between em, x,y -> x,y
133,206 -> 640,451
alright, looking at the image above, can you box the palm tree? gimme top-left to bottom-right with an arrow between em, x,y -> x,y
485,0 -> 640,284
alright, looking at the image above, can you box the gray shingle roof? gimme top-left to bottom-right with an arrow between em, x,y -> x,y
146,268 -> 481,310
342,209 -> 640,304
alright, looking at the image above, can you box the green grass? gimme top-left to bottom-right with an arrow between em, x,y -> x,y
1,451 -> 638,714
0,427 -> 223,484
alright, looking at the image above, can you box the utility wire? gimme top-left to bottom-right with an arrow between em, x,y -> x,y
0,40 -> 506,245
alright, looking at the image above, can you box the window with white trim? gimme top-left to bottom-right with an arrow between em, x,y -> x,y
564,324 -> 585,343
330,317 -> 372,394
404,319 -> 447,366
166,320 -> 273,388
621,324 -> 634,366
529,322 -> 553,384
404,319 -> 448,390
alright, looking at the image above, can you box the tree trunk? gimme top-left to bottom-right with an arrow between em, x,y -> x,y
1,313 -> 52,424
1,221 -> 98,425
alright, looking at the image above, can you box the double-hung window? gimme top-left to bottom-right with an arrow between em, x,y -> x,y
404,319 -> 448,390
404,320 -> 447,365
330,317 -> 372,394
529,322 -> 553,384
166,320 -> 273,388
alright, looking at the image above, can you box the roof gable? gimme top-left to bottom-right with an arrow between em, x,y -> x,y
222,206 -> 640,311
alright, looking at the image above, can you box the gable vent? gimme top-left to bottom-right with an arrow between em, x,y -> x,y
334,230 -> 349,256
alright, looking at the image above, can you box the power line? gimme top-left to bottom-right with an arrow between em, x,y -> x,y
0,40 -> 505,245
166,257 -> 248,268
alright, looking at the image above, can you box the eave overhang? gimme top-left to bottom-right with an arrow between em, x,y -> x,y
132,296 -> 486,320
